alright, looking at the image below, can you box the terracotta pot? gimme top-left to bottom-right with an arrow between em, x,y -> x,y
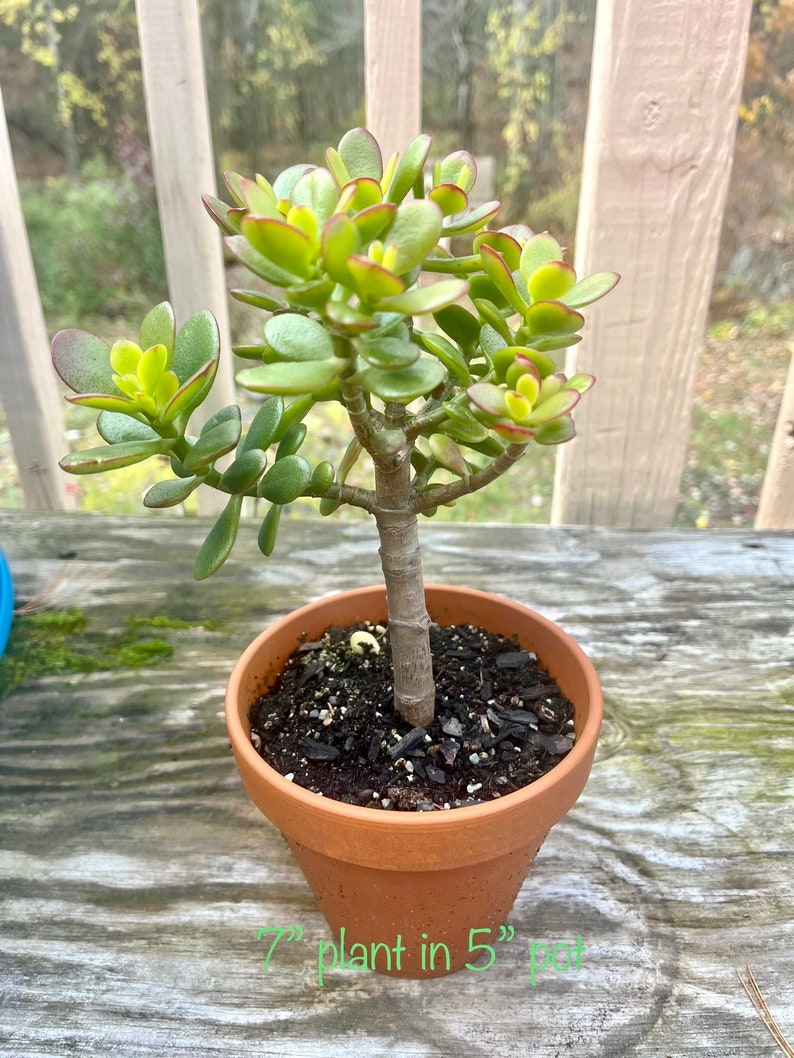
225,584 -> 602,978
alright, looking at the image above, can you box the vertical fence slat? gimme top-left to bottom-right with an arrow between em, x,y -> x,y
755,350 -> 794,529
552,0 -> 753,528
0,85 -> 73,510
364,0 -> 422,160
134,0 -> 235,466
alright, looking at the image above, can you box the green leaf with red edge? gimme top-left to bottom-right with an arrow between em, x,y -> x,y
533,415 -> 576,445
561,271 -> 620,309
351,201 -> 397,244
382,199 -> 443,275
52,329 -> 115,395
193,495 -> 244,580
265,313 -> 335,362
339,177 -> 382,211
272,163 -> 315,202
355,336 -> 419,370
162,359 -> 218,421
290,167 -> 339,225
325,146 -> 350,188
519,233 -> 564,284
440,401 -> 490,443
429,433 -> 470,479
480,245 -> 527,313
285,277 -> 335,312
429,183 -> 468,216
225,235 -> 303,286
385,133 -> 432,204
492,420 -> 535,443
564,373 -> 595,394
528,333 -> 583,353
528,261 -> 577,302
223,170 -> 246,206
467,381 -> 508,418
523,300 -> 584,338
59,439 -> 170,475
348,255 -> 405,303
505,355 -> 542,390
237,359 -> 344,395
375,278 -> 468,315
171,311 -> 219,384
97,412 -> 158,445
143,475 -> 202,508
442,200 -> 500,236
359,357 -> 445,402
526,388 -> 581,426
321,212 -> 361,285
324,301 -> 380,334
241,216 -> 315,279
66,393 -> 138,414
338,127 -> 383,181
240,176 -> 279,217
434,150 -> 477,193
139,302 -> 175,358
472,298 -> 513,343
473,231 -> 523,271
231,288 -> 285,313
469,274 -> 510,310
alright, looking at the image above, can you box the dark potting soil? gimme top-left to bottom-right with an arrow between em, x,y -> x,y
248,622 -> 576,812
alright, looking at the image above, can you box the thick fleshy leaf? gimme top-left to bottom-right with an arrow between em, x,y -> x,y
356,336 -> 419,370
527,260 -> 577,302
519,234 -> 564,284
143,475 -> 202,508
220,449 -> 268,493
237,359 -> 344,395
467,381 -> 508,418
310,460 -> 335,494
232,344 -> 269,361
200,404 -> 241,437
533,415 -> 576,445
338,176 -> 382,212
59,439 -> 168,475
285,203 -> 319,242
479,324 -> 509,358
193,495 -> 244,580
433,304 -> 480,349
505,390 -> 533,423
286,276 -> 335,312
240,176 -> 279,217
561,271 -> 620,308
359,357 -> 445,402
338,127 -> 383,181
290,167 -> 339,225
265,313 -> 335,361
182,417 -> 242,471
171,311 -> 220,385
242,217 -> 315,279
163,358 -> 218,422
325,146 -> 350,187
321,212 -> 360,285
382,199 -> 443,275
469,274 -> 510,309
515,349 -> 557,378
524,300 -> 584,338
257,503 -> 282,557
440,402 -> 490,444
276,422 -> 307,458
97,411 -> 158,445
515,371 -> 541,405
525,388 -> 581,426
480,245 -> 527,313
272,163 -> 315,203
385,133 -> 432,204
202,193 -> 240,235
352,201 -> 397,244
52,329 -> 115,395
505,356 -> 543,392
223,170 -> 246,206
225,234 -> 303,286
139,302 -> 176,357
434,150 -> 477,193
259,454 -> 312,504
473,231 -> 523,271
376,278 -> 468,315
324,302 -> 380,334
348,255 -> 405,302
492,420 -> 535,443
429,183 -> 468,216
415,331 -> 470,384
442,200 -> 500,236
429,434 -> 470,479
529,333 -> 583,353
472,298 -> 512,344
564,373 -> 596,394
66,393 -> 138,414
137,344 -> 168,393
241,395 -> 284,453
230,288 -> 285,313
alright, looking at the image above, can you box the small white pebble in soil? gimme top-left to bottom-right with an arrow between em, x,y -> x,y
350,630 -> 381,655
284,773 -> 295,782
469,753 -> 480,765
375,624 -> 386,634
404,760 -> 415,773
381,798 -> 392,808
467,783 -> 483,794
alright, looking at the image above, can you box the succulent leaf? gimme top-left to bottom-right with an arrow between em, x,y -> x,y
143,475 -> 202,508
237,359 -> 344,395
97,412 -> 159,445
257,503 -> 282,556
225,234 -> 303,286
139,302 -> 176,357
519,233 -> 564,283
359,357 -> 445,402
428,183 -> 468,216
219,449 -> 268,493
350,201 -> 397,244
337,127 -> 383,181
272,163 -> 315,202
480,245 -> 527,313
442,200 -> 500,236
473,230 -> 523,271
230,288 -> 285,313
356,335 -> 419,370
52,329 -> 116,395
533,415 -> 576,445
259,454 -> 312,504
290,166 -> 339,226
434,150 -> 477,193
376,278 -> 468,315
265,313 -> 335,362
59,438 -> 169,474
171,311 -> 220,385
466,381 -> 508,418
381,199 -> 443,275
182,416 -> 242,472
385,133 -> 432,204
428,433 -> 470,479
525,387 -> 581,426
241,395 -> 284,453
242,216 -> 315,279
415,331 -> 471,385
527,261 -> 577,303
163,358 -> 219,422
561,271 -> 620,308
433,304 -> 480,349
523,300 -> 584,338
66,393 -> 138,414
193,495 -> 244,580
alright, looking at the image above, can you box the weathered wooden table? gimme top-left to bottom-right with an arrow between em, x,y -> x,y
1,510 -> 792,1057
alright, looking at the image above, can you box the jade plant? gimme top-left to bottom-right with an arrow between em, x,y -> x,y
51,127 -> 617,728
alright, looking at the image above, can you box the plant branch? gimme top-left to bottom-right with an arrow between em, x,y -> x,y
412,441 -> 529,513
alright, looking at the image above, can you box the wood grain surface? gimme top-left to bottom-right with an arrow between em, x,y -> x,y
0,511 -> 792,1057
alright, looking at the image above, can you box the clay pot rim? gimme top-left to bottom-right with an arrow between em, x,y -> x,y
225,582 -> 602,829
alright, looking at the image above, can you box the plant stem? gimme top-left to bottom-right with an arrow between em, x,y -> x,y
373,413 -> 434,728
412,441 -> 529,513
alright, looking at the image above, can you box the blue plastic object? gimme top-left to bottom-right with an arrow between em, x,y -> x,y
0,549 -> 13,658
